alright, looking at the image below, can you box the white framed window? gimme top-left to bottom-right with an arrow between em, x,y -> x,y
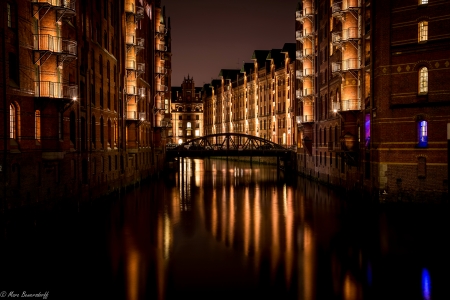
418,21 -> 428,42
419,67 -> 428,94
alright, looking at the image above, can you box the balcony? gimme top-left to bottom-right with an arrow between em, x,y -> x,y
296,48 -> 313,60
126,60 -> 136,71
135,6 -> 144,22
156,24 -> 167,35
34,81 -> 78,100
332,0 -> 360,18
296,29 -> 313,41
296,68 -> 314,80
33,34 -> 77,56
31,0 -> 76,19
156,84 -> 168,92
342,58 -> 360,70
135,38 -> 145,53
341,99 -> 361,111
298,115 -> 314,123
126,34 -> 136,46
332,62 -> 341,73
156,44 -> 167,52
137,63 -> 145,75
126,85 -> 137,95
156,66 -> 166,74
296,7 -> 314,22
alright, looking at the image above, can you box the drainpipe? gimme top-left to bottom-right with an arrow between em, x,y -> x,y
2,28 -> 7,213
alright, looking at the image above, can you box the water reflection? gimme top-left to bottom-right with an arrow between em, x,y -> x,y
1,158 -> 448,300
108,158 -> 450,300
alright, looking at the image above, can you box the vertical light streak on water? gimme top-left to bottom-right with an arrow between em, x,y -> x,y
156,213 -> 165,299
271,188 -> 279,278
221,185 -> 227,244
163,213 -> 171,260
422,268 -> 431,300
343,272 -> 358,300
284,185 -> 294,288
253,184 -> 261,273
211,189 -> 218,238
243,187 -> 250,256
303,223 -> 314,300
228,184 -> 235,249
127,247 -> 139,300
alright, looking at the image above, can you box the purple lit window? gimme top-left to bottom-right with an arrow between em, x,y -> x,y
418,121 -> 428,147
365,114 -> 370,147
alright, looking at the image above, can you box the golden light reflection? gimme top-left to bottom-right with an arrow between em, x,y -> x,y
127,249 -> 139,300
303,224 -> 314,300
344,272 -> 361,300
244,187 -> 250,256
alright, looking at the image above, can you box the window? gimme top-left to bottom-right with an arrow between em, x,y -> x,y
418,21 -> 428,42
91,116 -> 96,148
419,67 -> 428,94
418,120 -> 428,147
35,110 -> 41,141
9,104 -> 15,138
7,2 -> 16,29
9,53 -> 19,84
419,0 -> 428,5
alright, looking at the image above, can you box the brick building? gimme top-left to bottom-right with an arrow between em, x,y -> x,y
203,43 -> 297,147
295,0 -> 450,201
170,75 -> 204,144
0,0 -> 171,209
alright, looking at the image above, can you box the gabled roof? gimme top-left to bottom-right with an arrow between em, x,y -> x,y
240,62 -> 254,75
281,43 -> 296,61
251,50 -> 270,68
218,69 -> 241,81
266,49 -> 284,69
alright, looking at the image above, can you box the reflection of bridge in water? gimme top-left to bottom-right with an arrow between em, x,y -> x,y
165,133 -> 297,171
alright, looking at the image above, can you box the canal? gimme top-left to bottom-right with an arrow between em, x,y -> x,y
1,158 -> 449,300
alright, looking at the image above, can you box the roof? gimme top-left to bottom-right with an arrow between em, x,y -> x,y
281,43 -> 296,61
218,69 -> 241,81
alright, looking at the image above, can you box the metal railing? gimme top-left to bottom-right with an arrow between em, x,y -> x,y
33,34 -> 77,56
34,81 -> 78,99
156,84 -> 167,92
126,60 -> 136,70
342,58 -> 360,70
341,99 -> 360,111
32,0 -> 76,10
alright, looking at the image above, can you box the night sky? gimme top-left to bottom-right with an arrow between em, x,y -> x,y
162,0 -> 299,87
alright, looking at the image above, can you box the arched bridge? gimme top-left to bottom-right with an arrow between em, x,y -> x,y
165,133 -> 297,171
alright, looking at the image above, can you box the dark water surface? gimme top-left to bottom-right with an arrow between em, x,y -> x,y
1,158 -> 449,300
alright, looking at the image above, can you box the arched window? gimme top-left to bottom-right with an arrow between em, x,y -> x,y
10,104 -> 15,139
35,110 -> 41,141
419,67 -> 428,94
91,116 -> 96,148
187,122 -> 191,129
418,120 -> 428,147
107,119 -> 111,147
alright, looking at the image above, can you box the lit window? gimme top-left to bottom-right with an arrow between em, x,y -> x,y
418,21 -> 428,42
418,120 -> 428,147
419,67 -> 428,94
187,122 -> 191,129
9,104 -> 15,138
419,0 -> 428,5
7,3 -> 11,28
